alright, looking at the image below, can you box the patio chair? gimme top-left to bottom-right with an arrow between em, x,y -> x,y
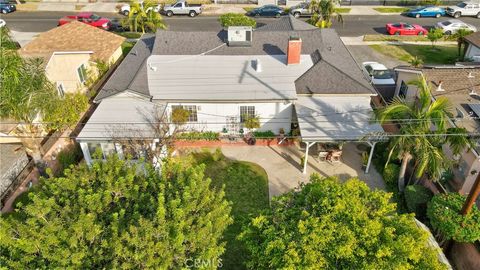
330,151 -> 342,163
318,151 -> 328,162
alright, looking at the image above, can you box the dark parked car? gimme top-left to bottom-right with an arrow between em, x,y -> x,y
247,5 -> 285,18
0,0 -> 16,14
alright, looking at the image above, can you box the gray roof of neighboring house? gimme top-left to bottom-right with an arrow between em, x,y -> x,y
94,34 -> 155,102
78,95 -> 166,140
147,54 -> 313,101
255,15 -> 318,31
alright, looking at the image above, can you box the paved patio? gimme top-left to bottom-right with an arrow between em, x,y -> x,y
221,143 -> 385,198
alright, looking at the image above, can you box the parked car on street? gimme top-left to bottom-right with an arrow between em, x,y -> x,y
404,5 -> 445,18
436,19 -> 477,34
120,1 -> 161,16
247,5 -> 286,18
362,62 -> 395,85
0,0 -> 16,14
162,0 -> 202,17
446,1 -> 480,18
386,22 -> 428,35
58,13 -> 112,30
290,2 -> 311,18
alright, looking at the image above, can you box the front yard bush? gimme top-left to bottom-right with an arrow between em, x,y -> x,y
176,131 -> 220,141
404,184 -> 433,221
219,13 -> 256,28
252,130 -> 275,139
383,163 -> 400,190
427,193 -> 480,243
56,143 -> 83,175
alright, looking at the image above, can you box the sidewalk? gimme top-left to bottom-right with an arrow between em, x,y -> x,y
19,2 -> 409,16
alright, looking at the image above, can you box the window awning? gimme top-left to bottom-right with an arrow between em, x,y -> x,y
295,96 -> 384,142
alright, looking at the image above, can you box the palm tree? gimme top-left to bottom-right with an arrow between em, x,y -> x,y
454,28 -> 473,60
376,76 -> 472,191
0,30 -> 58,172
408,56 -> 424,68
124,0 -> 167,33
309,0 -> 343,28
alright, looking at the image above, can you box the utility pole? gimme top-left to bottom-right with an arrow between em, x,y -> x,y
461,172 -> 480,215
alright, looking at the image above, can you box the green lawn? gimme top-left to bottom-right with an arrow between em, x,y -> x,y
335,7 -> 351,13
121,41 -> 135,57
373,7 -> 410,13
369,44 -> 458,64
189,150 -> 269,270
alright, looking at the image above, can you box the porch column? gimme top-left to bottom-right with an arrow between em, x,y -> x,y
365,142 -> 377,174
303,142 -> 314,174
79,142 -> 92,166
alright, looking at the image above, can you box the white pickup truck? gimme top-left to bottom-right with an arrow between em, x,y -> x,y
446,1 -> 480,18
162,0 -> 202,17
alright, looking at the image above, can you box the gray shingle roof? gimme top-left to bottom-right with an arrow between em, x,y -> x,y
94,34 -> 155,102
256,15 -> 318,31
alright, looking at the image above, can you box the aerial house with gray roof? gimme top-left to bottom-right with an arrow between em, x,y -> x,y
76,16 -> 383,173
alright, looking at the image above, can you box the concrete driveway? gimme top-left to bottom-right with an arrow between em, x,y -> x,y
221,143 -> 385,199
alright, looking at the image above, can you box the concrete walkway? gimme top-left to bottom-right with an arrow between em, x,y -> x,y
221,143 -> 385,198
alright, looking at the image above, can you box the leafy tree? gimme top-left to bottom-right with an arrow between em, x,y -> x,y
427,193 -> 480,244
309,0 -> 343,28
427,28 -> 444,49
0,156 -> 232,268
239,175 -> 447,269
219,13 -> 256,28
409,55 -> 424,68
404,184 -> 433,220
124,0 -> 167,33
43,93 -> 89,131
376,76 -> 471,191
454,28 -> 474,59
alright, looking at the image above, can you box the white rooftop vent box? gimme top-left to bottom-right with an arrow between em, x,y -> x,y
227,26 -> 253,47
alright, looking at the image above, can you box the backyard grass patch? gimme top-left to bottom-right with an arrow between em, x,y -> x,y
121,41 -> 135,57
373,7 -> 410,13
334,7 -> 351,13
243,7 -> 255,12
369,44 -> 458,64
117,31 -> 143,39
188,150 -> 269,270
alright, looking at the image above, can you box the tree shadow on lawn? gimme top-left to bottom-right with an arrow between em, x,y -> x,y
190,151 -> 269,270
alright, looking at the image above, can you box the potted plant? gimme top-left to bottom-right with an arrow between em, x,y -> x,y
243,114 -> 260,145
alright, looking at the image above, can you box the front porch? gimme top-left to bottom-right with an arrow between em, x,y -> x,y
220,143 -> 385,198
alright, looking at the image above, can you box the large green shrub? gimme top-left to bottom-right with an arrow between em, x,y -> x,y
427,193 -> 480,243
219,13 -> 256,28
56,143 -> 83,175
383,163 -> 400,191
252,130 -> 275,139
404,185 -> 433,220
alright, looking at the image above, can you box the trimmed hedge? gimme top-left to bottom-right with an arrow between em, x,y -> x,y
252,130 -> 275,139
219,13 -> 256,28
177,131 -> 220,141
404,185 -> 433,221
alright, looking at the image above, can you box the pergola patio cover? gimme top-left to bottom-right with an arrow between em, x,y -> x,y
296,96 -> 383,142
295,96 -> 384,174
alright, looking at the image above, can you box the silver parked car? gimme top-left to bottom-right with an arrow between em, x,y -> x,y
289,2 -> 311,18
436,19 -> 477,34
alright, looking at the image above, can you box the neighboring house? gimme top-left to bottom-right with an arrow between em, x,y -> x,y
77,15 -> 383,170
465,31 -> 480,61
394,65 -> 480,194
18,21 -> 125,95
0,144 -> 29,209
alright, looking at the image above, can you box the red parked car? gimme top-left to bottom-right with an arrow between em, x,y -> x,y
58,12 -> 111,30
386,22 -> 428,35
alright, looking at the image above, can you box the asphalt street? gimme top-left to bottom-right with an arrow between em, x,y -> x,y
5,11 -> 480,36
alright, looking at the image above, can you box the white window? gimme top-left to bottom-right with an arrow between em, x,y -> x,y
56,82 -> 65,97
87,142 -> 102,159
240,106 -> 255,123
171,105 -> 198,122
77,64 -> 87,84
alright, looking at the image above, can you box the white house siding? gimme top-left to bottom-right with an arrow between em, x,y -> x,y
465,44 -> 480,61
167,102 -> 293,134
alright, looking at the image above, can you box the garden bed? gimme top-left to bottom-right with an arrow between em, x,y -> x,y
174,137 -> 294,148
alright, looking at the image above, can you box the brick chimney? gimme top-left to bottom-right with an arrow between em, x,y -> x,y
287,36 -> 302,65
